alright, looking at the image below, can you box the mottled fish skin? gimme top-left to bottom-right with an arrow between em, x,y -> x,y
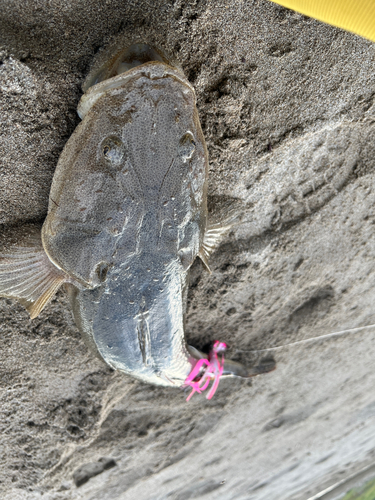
0,48 -> 260,392
42,61 -> 208,386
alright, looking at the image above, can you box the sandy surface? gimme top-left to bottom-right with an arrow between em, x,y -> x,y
2,0 -> 375,499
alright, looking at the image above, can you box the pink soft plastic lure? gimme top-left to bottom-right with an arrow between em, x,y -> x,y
184,341 -> 227,401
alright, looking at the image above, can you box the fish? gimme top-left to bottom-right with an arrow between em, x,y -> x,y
0,43 -> 275,399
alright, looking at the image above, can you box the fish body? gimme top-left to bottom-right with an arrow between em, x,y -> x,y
0,44 -> 266,395
44,60 -> 208,387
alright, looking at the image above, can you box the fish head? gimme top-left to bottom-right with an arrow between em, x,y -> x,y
42,58 -> 208,289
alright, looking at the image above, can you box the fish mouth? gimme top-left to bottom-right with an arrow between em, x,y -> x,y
78,44 -> 194,119
82,43 -> 177,92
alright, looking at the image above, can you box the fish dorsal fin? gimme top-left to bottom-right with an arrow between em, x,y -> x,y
0,229 -> 68,319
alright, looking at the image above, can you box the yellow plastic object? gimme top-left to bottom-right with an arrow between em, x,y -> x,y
269,0 -> 375,43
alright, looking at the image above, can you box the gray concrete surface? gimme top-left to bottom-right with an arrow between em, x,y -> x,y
2,1 -> 375,499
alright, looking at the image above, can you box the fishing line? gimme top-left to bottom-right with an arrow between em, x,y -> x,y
233,323 -> 375,354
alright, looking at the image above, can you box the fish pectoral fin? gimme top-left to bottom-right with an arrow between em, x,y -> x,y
0,228 -> 68,319
24,275 -> 66,319
199,214 -> 241,271
198,249 -> 212,273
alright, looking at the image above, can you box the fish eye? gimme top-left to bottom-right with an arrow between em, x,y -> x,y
95,262 -> 109,283
178,132 -> 196,162
101,136 -> 126,166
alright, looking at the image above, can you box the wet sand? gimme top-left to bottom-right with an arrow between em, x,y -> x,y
2,1 -> 375,498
